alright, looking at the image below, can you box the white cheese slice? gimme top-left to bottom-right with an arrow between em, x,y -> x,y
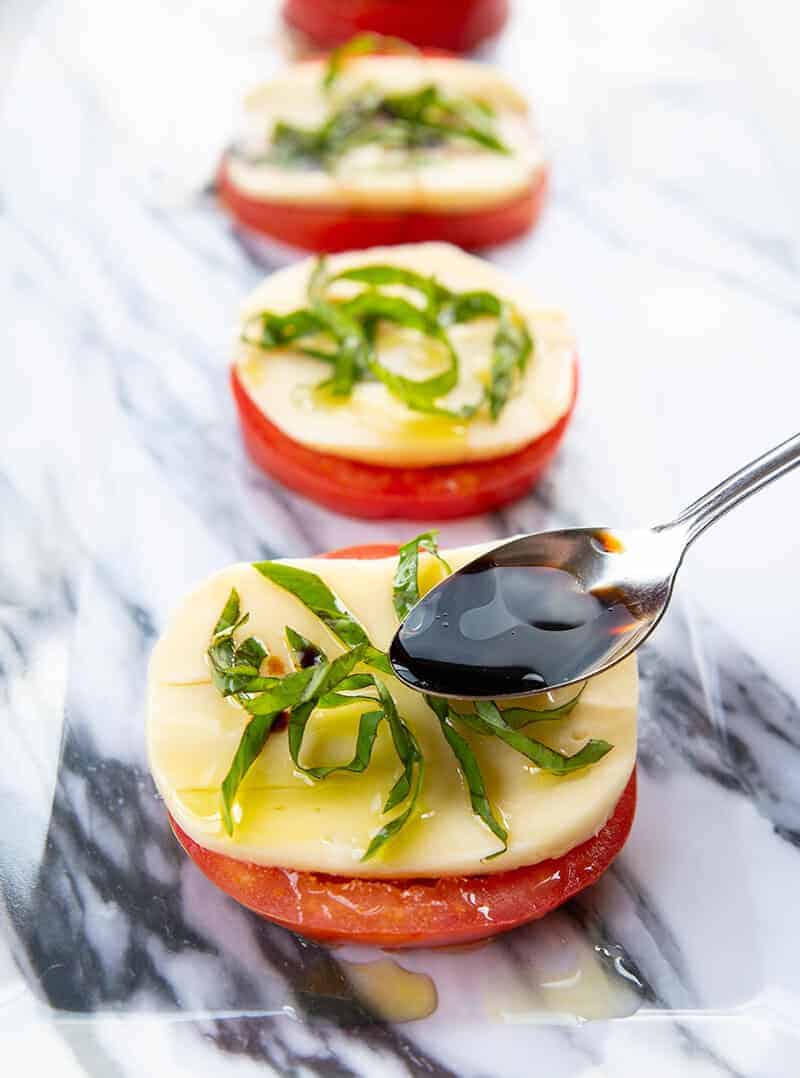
147,542 -> 638,879
234,243 -> 576,467
227,55 -> 544,211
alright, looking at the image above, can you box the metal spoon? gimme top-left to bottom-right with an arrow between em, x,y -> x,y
390,432 -> 800,700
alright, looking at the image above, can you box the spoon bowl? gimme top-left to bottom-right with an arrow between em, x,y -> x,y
389,525 -> 686,699
390,431 -> 800,700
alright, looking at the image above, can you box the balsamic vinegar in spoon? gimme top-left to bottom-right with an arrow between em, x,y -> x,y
389,556 -> 638,699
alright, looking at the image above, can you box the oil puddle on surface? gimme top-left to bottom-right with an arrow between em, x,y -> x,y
341,958 -> 438,1024
331,914 -> 645,1027
488,921 -> 644,1024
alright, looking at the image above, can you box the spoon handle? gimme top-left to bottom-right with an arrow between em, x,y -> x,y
659,431 -> 800,545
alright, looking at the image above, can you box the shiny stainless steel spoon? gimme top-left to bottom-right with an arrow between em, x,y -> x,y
390,432 -> 800,700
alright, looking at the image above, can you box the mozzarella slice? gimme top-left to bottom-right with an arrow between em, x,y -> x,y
234,243 -> 576,467
147,543 -> 638,879
227,55 -> 544,212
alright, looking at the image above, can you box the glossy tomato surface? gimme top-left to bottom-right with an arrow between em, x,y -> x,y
218,160 -> 547,254
171,542 -> 637,949
230,361 -> 577,520
283,0 -> 510,53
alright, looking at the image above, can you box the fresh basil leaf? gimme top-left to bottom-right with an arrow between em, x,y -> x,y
393,530 -> 451,622
317,673 -> 376,708
286,626 -> 326,670
340,292 -> 460,409
426,695 -> 506,853
242,307 -> 331,350
207,591 -> 272,696
433,702 -> 507,855
254,561 -> 392,674
383,84 -> 509,154
302,709 -> 384,779
471,700 -> 612,774
362,754 -> 424,862
316,690 -> 375,709
363,646 -> 393,675
212,589 -> 242,636
235,636 -> 268,671
254,562 -> 371,650
438,289 -> 501,327
220,708 -> 285,836
309,299 -> 368,397
334,265 -> 451,315
287,645 -> 368,766
499,686 -> 585,729
307,256 -> 329,303
488,304 -> 533,419
242,666 -> 318,716
268,120 -> 325,167
323,32 -> 410,90
371,677 -> 417,809
220,659 -> 333,836
268,78 -> 507,172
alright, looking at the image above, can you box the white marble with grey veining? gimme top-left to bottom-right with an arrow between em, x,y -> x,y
2,1 -> 800,1075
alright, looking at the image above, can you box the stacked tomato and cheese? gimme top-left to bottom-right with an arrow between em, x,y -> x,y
231,243 -> 576,518
219,52 -> 546,252
148,540 -> 638,948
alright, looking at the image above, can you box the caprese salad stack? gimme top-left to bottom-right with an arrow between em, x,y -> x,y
148,535 -> 638,947
219,43 -> 546,252
230,243 -> 577,518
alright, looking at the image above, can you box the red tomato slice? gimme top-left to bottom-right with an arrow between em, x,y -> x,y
283,0 -> 510,53
218,159 -> 546,254
170,542 -> 637,948
230,361 -> 577,520
172,776 -> 635,949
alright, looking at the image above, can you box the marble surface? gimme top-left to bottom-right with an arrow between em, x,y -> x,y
2,1 -> 800,1075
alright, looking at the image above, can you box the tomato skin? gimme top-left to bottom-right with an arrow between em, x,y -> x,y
283,0 -> 510,53
230,361 -> 577,520
218,159 -> 547,254
322,543 -> 402,560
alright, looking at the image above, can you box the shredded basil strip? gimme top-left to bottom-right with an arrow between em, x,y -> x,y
206,588 -> 272,696
219,664 -> 323,835
336,290 -> 468,413
254,562 -> 362,643
488,304 -> 533,419
265,81 -> 509,174
362,753 -> 424,861
333,264 -> 451,316
323,32 -> 413,90
283,663 -> 422,857
244,257 -> 532,422
254,561 -> 392,674
220,709 -> 286,836
210,565 -> 611,856
393,531 -> 452,622
468,701 -> 612,774
286,646 -> 368,760
499,685 -> 586,729
425,695 -> 507,856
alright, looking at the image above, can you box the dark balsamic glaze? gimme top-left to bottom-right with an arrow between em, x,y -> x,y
390,563 -> 638,698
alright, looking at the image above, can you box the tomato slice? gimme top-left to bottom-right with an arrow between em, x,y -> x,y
172,775 -> 634,950
283,0 -> 510,53
230,361 -> 577,520
170,542 -> 637,948
218,159 -> 546,254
